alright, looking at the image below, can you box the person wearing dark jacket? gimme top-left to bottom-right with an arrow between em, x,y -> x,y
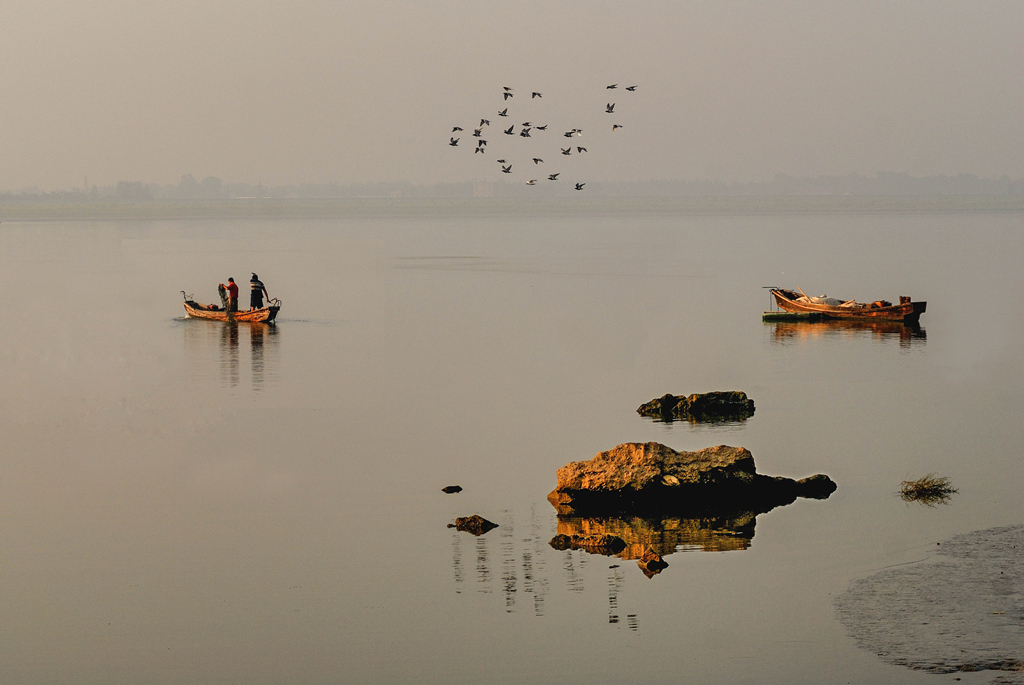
250,273 -> 269,310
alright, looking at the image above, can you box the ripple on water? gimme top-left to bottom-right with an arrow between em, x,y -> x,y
835,525 -> 1024,683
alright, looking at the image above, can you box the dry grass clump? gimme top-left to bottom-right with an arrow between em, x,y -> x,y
899,474 -> 957,506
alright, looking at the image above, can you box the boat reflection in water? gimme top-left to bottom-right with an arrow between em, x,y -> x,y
182,319 -> 280,391
248,323 -> 279,391
767,319 -> 926,348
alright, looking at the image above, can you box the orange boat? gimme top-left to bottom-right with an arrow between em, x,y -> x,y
770,288 -> 925,323
182,291 -> 280,323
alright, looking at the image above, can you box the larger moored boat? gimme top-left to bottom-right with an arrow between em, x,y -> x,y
770,288 -> 925,324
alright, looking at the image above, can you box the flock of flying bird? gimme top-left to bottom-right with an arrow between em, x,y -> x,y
448,83 -> 638,190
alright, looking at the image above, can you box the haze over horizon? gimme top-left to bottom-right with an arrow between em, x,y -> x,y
2,1 -> 1022,192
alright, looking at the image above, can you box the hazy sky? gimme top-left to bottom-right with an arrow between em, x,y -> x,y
2,1 -> 1022,190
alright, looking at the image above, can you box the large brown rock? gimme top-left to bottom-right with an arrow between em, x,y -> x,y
548,442 -> 835,515
637,391 -> 755,423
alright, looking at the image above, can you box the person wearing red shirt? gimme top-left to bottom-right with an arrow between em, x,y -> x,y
219,277 -> 239,311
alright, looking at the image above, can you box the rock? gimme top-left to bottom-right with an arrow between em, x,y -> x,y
447,515 -> 498,535
637,391 -> 755,423
638,548 -> 669,578
441,485 -> 463,494
549,533 -> 627,555
548,442 -> 835,516
797,474 -> 839,499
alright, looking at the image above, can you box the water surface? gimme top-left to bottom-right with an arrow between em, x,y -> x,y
0,209 -> 1022,683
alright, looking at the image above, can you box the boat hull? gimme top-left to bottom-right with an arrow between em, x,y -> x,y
771,289 -> 925,323
184,301 -> 279,323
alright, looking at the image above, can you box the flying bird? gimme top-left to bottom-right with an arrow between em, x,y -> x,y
606,84 -> 617,89
625,85 -> 637,91
521,122 -> 531,127
520,128 -> 531,137
503,91 -> 513,100
532,158 -> 543,164
504,125 -> 515,135
526,179 -> 537,185
564,131 -> 574,138
501,164 -> 512,173
452,126 -> 463,132
606,103 -> 615,113
503,86 -> 513,92
577,146 -> 587,153
575,183 -> 585,190
548,173 -> 559,180
477,139 -> 487,146
531,92 -> 542,98
498,108 -> 508,117
449,138 -> 459,146
480,119 -> 490,126
473,128 -> 483,137
612,124 -> 623,131
496,159 -> 506,164
474,147 -> 484,154
561,147 -> 572,155
535,125 -> 547,130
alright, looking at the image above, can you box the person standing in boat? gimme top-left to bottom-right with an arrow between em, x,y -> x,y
250,273 -> 269,310
220,277 -> 239,312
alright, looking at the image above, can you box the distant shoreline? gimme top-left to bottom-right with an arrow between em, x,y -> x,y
2,195 -> 1024,221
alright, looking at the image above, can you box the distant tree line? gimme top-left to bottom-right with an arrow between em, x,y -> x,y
3,172 -> 1023,202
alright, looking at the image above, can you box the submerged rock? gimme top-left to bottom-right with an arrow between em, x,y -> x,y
637,548 -> 669,578
548,442 -> 835,516
447,515 -> 498,535
441,485 -> 463,494
836,524 -> 1024,683
637,391 -> 755,423
549,533 -> 627,555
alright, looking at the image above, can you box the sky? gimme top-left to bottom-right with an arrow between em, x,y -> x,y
1,1 -> 1022,191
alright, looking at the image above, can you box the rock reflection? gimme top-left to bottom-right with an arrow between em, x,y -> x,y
450,506 -> 549,615
555,512 -> 756,561
500,512 -> 517,612
476,536 -> 491,593
524,506 -> 549,616
768,320 -> 926,348
563,551 -> 586,592
451,531 -> 464,593
607,565 -> 624,624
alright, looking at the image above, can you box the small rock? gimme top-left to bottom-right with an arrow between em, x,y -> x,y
797,474 -> 838,499
447,515 -> 498,535
638,548 -> 669,578
441,485 -> 463,494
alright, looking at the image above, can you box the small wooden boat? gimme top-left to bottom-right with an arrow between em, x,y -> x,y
770,288 -> 925,323
183,292 -> 281,323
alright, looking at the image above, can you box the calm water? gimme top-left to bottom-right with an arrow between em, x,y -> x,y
1,209 -> 1022,684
